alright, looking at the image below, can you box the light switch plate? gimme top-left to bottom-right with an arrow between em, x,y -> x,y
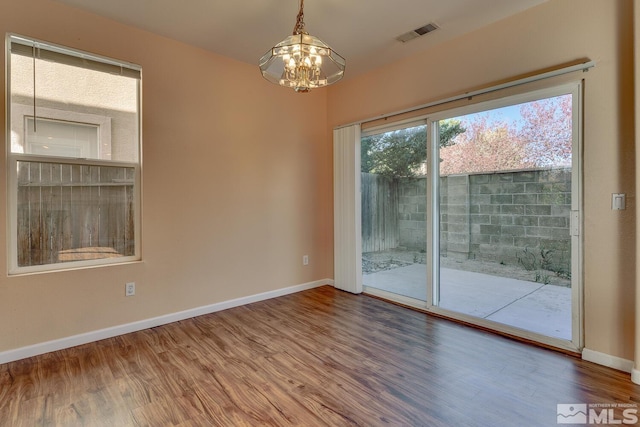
612,193 -> 626,210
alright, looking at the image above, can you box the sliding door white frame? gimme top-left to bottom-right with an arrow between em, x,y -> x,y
425,82 -> 583,352
333,63 -> 589,352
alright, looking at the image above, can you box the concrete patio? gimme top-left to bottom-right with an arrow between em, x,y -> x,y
364,264 -> 571,340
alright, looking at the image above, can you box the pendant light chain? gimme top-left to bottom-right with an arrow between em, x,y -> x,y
293,0 -> 306,35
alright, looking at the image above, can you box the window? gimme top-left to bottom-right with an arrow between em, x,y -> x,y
25,118 -> 100,158
7,35 -> 141,274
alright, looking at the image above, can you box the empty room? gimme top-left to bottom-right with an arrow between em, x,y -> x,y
1,0 -> 639,425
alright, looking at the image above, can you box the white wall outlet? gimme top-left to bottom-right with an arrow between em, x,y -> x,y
303,255 -> 309,266
125,282 -> 136,296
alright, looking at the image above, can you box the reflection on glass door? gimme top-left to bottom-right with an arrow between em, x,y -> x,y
360,119 -> 469,303
360,123 -> 429,302
432,90 -> 579,343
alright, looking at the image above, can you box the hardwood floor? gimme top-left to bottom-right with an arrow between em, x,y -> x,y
1,285 -> 639,426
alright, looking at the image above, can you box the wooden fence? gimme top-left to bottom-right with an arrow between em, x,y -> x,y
361,173 -> 398,253
17,161 -> 135,267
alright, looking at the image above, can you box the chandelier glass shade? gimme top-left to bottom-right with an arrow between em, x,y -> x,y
259,0 -> 345,93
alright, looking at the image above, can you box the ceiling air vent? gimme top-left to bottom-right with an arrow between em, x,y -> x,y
396,23 -> 439,43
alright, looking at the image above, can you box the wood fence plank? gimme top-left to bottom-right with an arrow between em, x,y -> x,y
16,161 -> 135,267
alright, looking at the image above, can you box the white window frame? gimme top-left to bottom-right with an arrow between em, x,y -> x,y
6,34 -> 142,275
12,104 -> 112,159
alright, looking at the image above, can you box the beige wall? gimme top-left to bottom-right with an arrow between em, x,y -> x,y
0,0 -> 636,364
0,0 -> 333,352
328,0 -> 636,361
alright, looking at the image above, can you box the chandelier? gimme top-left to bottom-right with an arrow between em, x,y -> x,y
259,0 -> 346,93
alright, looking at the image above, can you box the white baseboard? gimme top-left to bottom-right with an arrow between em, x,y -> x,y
0,279 -> 332,365
582,348 -> 634,373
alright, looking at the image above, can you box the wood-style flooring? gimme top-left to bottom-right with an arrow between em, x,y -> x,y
1,285 -> 639,426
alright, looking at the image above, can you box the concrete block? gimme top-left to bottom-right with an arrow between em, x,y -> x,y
448,214 -> 469,224
446,195 -> 469,205
469,174 -> 490,184
524,183 -> 545,194
524,205 -> 552,216
513,194 -> 537,205
538,168 -> 571,183
537,227 -> 570,238
470,234 -> 490,244
476,184 -> 494,194
513,171 -> 537,182
470,214 -> 491,224
537,193 -> 567,205
480,224 -> 501,235
497,173 -> 514,182
514,216 -> 539,226
448,223 -> 469,234
480,205 -> 502,214
470,194 -> 491,205
500,183 -> 526,194
539,217 -> 568,228
501,205 -> 524,215
448,243 -> 470,252
491,215 -> 514,225
551,205 -> 571,217
448,233 -> 470,244
497,235 -> 515,246
447,205 -> 469,215
447,175 -> 469,186
514,236 -> 541,248
491,194 -> 513,204
501,225 -> 526,236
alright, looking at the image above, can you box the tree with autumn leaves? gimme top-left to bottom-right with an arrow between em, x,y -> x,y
440,94 -> 572,175
362,94 -> 572,178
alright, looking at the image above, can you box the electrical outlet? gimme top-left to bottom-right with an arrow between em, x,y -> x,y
303,255 -> 309,266
125,282 -> 135,296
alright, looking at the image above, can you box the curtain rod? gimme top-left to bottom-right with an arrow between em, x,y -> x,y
335,60 -> 595,130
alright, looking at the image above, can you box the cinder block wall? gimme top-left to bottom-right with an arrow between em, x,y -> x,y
398,168 -> 571,270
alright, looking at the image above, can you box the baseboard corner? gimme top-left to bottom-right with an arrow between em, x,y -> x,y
582,348 -> 634,373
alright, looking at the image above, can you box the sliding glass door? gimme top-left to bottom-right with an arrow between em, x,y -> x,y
359,82 -> 582,351
361,121 -> 429,304
428,83 -> 582,350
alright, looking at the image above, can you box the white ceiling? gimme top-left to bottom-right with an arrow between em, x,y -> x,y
53,0 -> 547,79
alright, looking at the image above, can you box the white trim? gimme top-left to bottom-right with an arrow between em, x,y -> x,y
0,279 -> 332,365
582,348 -> 634,373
